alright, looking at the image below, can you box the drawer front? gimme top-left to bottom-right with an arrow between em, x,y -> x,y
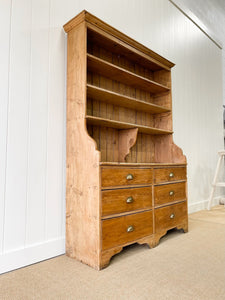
101,168 -> 152,188
102,187 -> 152,216
154,182 -> 186,206
102,211 -> 153,250
154,167 -> 186,184
155,202 -> 187,232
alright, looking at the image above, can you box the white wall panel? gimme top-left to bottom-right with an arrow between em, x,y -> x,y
3,0 -> 32,252
0,0 -> 12,255
45,0 -> 66,241
25,0 -> 50,246
0,0 -> 223,273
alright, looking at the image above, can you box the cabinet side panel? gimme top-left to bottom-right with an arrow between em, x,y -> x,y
66,22 -> 101,269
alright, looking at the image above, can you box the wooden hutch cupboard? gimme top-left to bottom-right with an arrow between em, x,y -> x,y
63,10 -> 188,270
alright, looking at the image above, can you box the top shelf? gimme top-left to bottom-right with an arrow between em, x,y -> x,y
87,54 -> 170,94
87,27 -> 172,71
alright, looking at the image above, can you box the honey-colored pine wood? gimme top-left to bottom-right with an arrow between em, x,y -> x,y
102,186 -> 152,216
118,128 -> 138,162
65,22 -> 101,269
87,84 -> 170,114
86,116 -> 173,135
154,182 -> 186,206
102,211 -> 153,251
64,10 -> 187,270
154,167 -> 186,183
87,54 -> 170,94
154,201 -> 187,232
101,167 -> 153,188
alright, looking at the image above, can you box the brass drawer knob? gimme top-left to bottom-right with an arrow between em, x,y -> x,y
170,213 -> 175,219
126,196 -> 134,203
127,225 -> 134,233
169,172 -> 174,178
169,190 -> 174,196
126,174 -> 133,180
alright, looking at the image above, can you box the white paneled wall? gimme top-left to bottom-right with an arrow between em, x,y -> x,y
0,0 -> 223,274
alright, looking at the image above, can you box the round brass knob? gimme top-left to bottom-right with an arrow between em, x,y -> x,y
127,225 -> 134,232
126,196 -> 134,203
169,190 -> 174,196
170,213 -> 175,219
126,174 -> 133,180
169,172 -> 174,178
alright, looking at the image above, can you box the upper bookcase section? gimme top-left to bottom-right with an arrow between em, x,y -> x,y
63,10 -> 174,72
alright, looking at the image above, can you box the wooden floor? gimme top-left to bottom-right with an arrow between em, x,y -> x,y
0,205 -> 224,300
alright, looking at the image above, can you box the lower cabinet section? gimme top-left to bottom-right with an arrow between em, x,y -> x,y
102,210 -> 153,251
155,201 -> 187,232
100,165 -> 188,269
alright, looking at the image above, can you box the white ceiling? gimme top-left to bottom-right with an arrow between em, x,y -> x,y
179,0 -> 225,45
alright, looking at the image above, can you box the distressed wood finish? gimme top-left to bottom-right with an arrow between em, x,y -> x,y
64,11 -> 187,270
154,167 -> 186,183
101,167 -> 153,187
154,182 -> 186,206
118,128 -> 138,162
65,22 -> 101,269
102,186 -> 152,216
154,202 -> 187,232
102,211 -> 153,251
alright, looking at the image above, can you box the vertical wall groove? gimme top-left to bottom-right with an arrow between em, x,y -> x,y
24,0 -> 33,247
1,0 -> 13,255
44,0 -> 52,241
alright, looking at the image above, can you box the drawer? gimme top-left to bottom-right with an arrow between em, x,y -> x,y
155,202 -> 187,232
102,187 -> 152,216
154,182 -> 186,206
101,168 -> 152,188
154,167 -> 186,183
102,211 -> 153,250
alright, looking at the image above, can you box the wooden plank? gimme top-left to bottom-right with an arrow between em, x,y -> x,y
87,85 -> 171,114
102,211 -> 153,250
155,202 -> 187,232
118,128 -> 138,162
66,22 -> 101,269
102,186 -> 152,216
101,167 -> 153,187
154,167 -> 186,184
154,182 -> 186,206
87,54 -> 170,94
86,116 -> 173,135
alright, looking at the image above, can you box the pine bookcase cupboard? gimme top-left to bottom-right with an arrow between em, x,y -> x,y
63,10 -> 188,270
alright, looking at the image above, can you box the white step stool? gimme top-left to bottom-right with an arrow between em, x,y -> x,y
208,150 -> 225,210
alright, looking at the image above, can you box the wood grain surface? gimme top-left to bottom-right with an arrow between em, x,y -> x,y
154,167 -> 186,183
101,167 -> 153,187
154,182 -> 186,206
154,202 -> 187,232
102,211 -> 153,250
102,186 -> 152,216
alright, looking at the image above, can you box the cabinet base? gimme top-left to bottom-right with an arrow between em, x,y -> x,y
100,221 -> 188,269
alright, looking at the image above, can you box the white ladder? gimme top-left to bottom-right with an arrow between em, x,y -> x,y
208,150 -> 225,210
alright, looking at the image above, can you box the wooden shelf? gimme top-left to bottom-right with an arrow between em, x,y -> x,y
87,84 -> 170,114
86,115 -> 173,135
87,27 -> 172,71
87,54 -> 170,94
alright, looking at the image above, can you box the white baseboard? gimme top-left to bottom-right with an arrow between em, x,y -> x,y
188,198 -> 220,214
0,237 -> 65,274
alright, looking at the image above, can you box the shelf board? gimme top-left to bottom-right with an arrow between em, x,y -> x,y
87,27 -> 171,71
87,54 -> 170,94
87,84 -> 170,114
86,115 -> 173,135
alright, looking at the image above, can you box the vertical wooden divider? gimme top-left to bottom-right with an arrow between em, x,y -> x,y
66,22 -> 101,269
